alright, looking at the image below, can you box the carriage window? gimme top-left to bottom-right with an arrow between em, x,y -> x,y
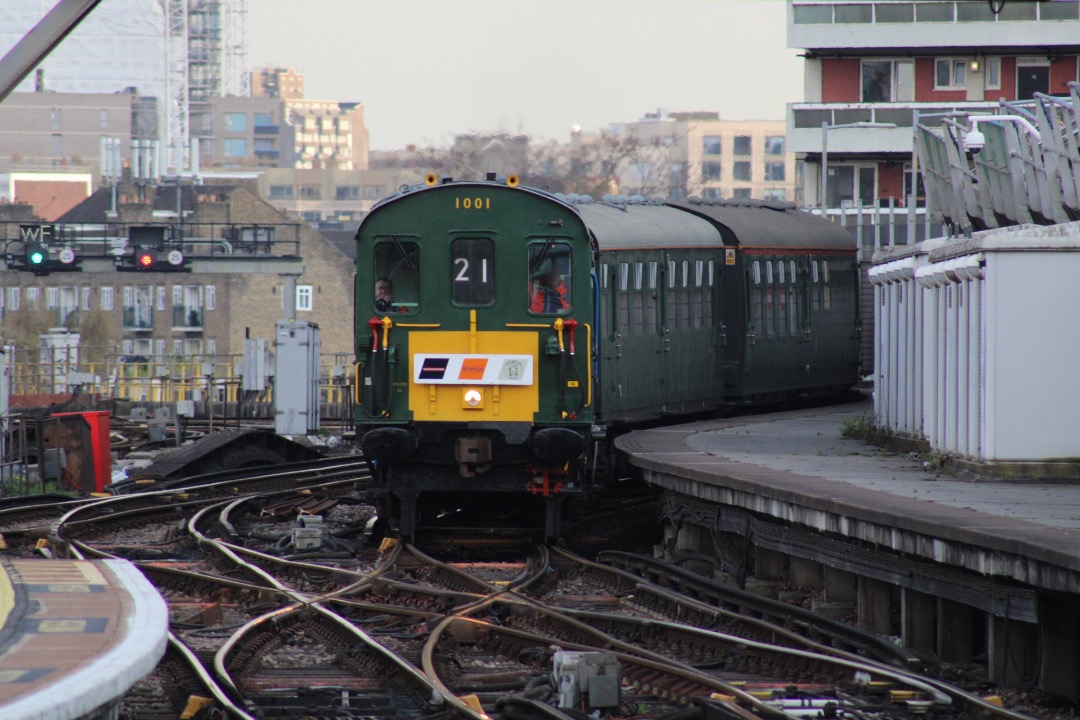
667,260 -> 676,287
374,239 -> 420,313
452,238 -> 494,305
633,262 -> 643,290
528,242 -> 572,314
789,260 -> 796,282
752,260 -> 761,285
648,262 -> 658,289
765,261 -> 774,285
765,286 -> 776,337
777,287 -> 788,337
708,260 -> 715,287
823,261 -> 831,283
812,260 -> 820,283
778,261 -> 786,284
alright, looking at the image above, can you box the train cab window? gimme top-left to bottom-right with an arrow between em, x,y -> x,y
528,242 -> 572,314
452,238 -> 494,305
374,240 -> 419,313
531,245 -> 574,313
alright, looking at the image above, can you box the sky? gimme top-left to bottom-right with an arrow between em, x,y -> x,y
249,0 -> 803,150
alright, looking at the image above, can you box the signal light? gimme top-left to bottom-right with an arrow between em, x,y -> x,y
26,242 -> 46,267
134,249 -> 156,270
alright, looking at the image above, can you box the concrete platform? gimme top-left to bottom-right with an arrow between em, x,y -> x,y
0,558 -> 167,719
617,398 -> 1080,597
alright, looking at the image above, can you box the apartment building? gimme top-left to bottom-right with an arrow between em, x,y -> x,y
256,167 -> 420,225
592,111 -> 796,202
787,0 -> 1080,217
194,68 -> 369,173
0,91 -> 150,171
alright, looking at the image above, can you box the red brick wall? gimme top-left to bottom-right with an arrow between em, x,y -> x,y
915,58 -> 966,102
877,163 -> 905,203
1050,56 -> 1078,96
822,58 -> 861,102
14,180 -> 90,221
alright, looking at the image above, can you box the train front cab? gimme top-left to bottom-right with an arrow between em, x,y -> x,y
353,181 -> 595,538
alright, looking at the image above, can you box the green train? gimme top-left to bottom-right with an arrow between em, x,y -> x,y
353,176 -> 859,538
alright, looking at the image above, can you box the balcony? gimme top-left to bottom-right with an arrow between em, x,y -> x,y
173,305 -> 204,331
789,0 -> 1080,51
787,101 -> 999,154
123,306 -> 153,330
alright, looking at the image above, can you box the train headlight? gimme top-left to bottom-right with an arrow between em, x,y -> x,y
462,388 -> 484,409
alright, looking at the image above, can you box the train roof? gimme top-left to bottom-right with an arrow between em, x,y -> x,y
570,201 -> 720,250
665,200 -> 855,250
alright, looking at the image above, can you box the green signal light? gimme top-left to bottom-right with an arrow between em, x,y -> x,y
27,246 -> 45,265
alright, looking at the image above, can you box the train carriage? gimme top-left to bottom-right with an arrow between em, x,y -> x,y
353,179 -> 859,539
667,200 -> 860,404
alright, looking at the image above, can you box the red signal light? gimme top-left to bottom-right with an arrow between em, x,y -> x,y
135,250 -> 155,269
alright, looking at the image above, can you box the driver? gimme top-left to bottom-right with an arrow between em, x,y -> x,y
375,277 -> 396,312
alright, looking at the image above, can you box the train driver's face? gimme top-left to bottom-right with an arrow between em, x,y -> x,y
375,280 -> 392,299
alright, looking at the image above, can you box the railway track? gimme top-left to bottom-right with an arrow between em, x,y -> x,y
32,462 -> 1041,720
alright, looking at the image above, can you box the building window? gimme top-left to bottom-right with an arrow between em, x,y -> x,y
764,162 -> 785,181
81,287 -> 91,310
732,188 -> 752,199
701,162 -> 721,181
269,185 -> 294,199
985,57 -> 1001,89
225,113 -> 247,132
335,186 -> 360,200
50,134 -> 63,157
254,113 -> 273,127
703,188 -> 722,200
46,287 -> 59,310
916,3 -> 953,22
702,136 -> 721,155
51,109 -> 62,130
363,186 -> 385,200
7,288 -> 19,311
157,286 -> 166,311
224,138 -> 247,157
206,285 -> 216,310
934,59 -> 967,89
100,286 -> 113,311
765,136 -> 785,155
733,161 -> 752,182
27,287 -> 39,307
297,285 -> 313,312
299,185 -> 321,200
862,59 -> 914,102
764,188 -> 786,201
100,110 -> 109,130
733,136 -> 752,156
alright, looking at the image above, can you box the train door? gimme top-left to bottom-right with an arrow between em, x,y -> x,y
602,256 -> 666,415
663,253 -> 722,406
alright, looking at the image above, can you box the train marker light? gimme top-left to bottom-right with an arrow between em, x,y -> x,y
463,388 -> 484,409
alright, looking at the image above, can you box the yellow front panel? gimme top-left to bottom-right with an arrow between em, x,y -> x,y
408,331 -> 539,422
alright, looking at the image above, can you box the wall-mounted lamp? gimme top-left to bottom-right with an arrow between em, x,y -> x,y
969,58 -> 981,73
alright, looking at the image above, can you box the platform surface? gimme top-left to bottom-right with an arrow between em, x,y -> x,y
0,558 -> 167,719
618,398 -> 1080,592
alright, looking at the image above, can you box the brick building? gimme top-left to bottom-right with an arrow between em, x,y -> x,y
0,180 -> 356,376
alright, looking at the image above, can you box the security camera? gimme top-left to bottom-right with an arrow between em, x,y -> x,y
964,128 -> 985,155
